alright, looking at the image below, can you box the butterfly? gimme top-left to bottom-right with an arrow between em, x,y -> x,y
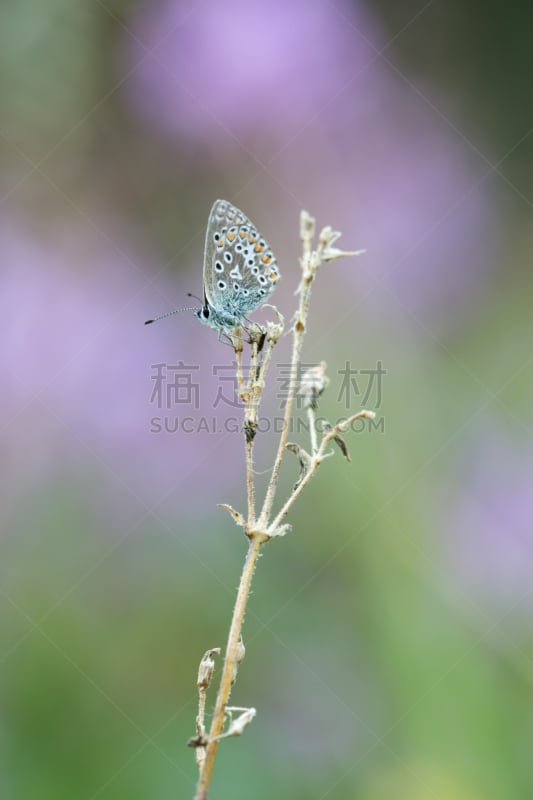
146,199 -> 280,338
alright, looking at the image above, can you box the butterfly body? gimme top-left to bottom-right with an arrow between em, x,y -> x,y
198,199 -> 280,336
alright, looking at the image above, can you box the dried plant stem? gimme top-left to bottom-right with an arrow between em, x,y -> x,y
268,410 -> 374,532
239,330 -> 277,527
245,441 -> 255,525
194,533 -> 266,800
240,338 -> 259,526
234,339 -> 245,392
192,647 -> 220,770
258,214 -> 317,527
308,406 -> 318,454
258,322 -> 302,525
192,210 -> 366,799
195,688 -> 207,769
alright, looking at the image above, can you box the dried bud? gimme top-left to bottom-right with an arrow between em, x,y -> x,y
187,734 -> 207,749
286,442 -> 313,490
320,420 -> 351,461
247,322 -> 266,347
323,246 -> 366,262
230,328 -> 244,354
299,361 -> 330,410
316,226 -> 366,262
232,636 -> 246,685
265,319 -> 283,345
318,225 -> 334,251
300,210 -> 315,244
197,648 -> 220,689
333,432 -> 351,462
218,503 -> 246,530
243,420 -> 257,443
262,305 -> 284,345
268,523 -> 292,538
235,636 -> 246,665
337,409 -> 376,427
225,707 -> 256,737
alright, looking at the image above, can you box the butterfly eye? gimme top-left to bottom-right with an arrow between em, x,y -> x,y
215,261 -> 224,272
200,307 -> 210,320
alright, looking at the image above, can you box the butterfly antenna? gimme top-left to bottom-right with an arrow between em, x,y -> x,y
187,291 -> 203,303
144,306 -> 197,325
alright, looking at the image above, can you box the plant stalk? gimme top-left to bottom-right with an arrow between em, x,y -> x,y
194,534 -> 265,799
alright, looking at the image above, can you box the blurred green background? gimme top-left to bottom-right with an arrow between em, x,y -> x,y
2,1 -> 533,798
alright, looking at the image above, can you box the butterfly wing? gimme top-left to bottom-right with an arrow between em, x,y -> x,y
203,199 -> 280,325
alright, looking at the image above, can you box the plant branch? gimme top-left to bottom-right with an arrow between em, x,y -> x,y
258,211 -> 318,527
268,410 -> 375,532
241,337 -> 258,526
194,533 -> 266,800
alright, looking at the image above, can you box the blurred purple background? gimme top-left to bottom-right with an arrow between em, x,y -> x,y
2,1 -> 532,798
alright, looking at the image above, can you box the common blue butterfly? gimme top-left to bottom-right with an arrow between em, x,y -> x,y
146,199 -> 280,336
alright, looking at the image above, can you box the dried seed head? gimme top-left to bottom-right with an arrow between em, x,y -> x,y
226,706 -> 256,736
187,734 -> 208,749
262,304 -> 284,344
323,246 -> 366,262
332,432 -> 351,462
244,419 -> 257,443
230,328 -> 244,354
197,648 -> 220,689
300,209 -> 315,243
299,361 -> 330,410
231,636 -> 246,685
286,442 -> 313,490
265,319 -> 283,344
318,225 -> 334,252
247,322 -> 265,346
235,636 -> 246,665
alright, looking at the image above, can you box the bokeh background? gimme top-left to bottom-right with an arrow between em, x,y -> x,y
2,1 -> 533,798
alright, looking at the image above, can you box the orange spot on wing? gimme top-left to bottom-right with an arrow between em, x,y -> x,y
261,254 -> 272,264
254,244 -> 264,252
227,232 -> 236,241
